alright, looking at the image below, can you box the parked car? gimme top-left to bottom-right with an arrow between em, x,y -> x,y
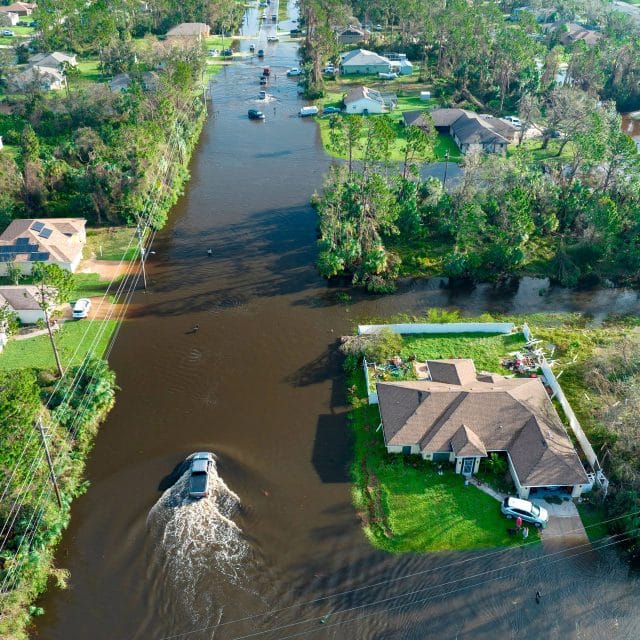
267,35 -> 279,42
249,43 -> 255,51
72,298 -> 92,319
299,106 -> 319,117
248,108 -> 265,120
188,452 -> 216,499
258,90 -> 267,99
2,30 -> 15,37
262,66 -> 270,76
322,106 -> 341,114
221,48 -> 233,57
259,75 -> 267,85
501,496 -> 549,528
378,71 -> 398,80
322,65 -> 335,74
287,67 -> 303,76
503,115 -> 523,129
290,28 -> 302,36
257,49 -> 265,58
208,48 -> 220,56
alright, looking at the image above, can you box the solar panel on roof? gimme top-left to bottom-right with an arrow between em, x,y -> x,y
34,252 -> 50,260
31,222 -> 45,232
16,238 -> 30,245
39,228 -> 53,239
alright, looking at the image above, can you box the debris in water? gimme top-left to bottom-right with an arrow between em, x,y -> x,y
320,614 -> 331,624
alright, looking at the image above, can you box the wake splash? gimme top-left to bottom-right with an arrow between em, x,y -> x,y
147,457 -> 249,624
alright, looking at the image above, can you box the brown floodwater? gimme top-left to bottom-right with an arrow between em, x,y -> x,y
33,5 -> 640,640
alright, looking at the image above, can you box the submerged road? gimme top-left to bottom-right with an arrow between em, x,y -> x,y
34,3 -> 640,640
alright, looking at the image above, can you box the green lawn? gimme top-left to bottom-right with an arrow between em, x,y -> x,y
85,227 -> 140,261
577,502 -> 610,542
74,59 -> 102,83
508,137 -> 574,163
400,332 -> 527,373
0,319 -> 118,371
277,0 -> 288,21
72,272 -> 122,300
316,114 -> 461,162
379,460 -> 538,552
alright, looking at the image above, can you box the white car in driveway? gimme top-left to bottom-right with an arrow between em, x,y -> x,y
72,298 -> 92,319
501,496 -> 549,528
503,115 -> 523,129
287,67 -> 303,77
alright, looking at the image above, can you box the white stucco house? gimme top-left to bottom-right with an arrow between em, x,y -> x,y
343,86 -> 396,114
0,285 -> 52,324
10,66 -> 67,92
0,218 -> 86,275
340,49 -> 392,75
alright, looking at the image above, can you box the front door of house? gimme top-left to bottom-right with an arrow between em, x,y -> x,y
461,457 -> 475,476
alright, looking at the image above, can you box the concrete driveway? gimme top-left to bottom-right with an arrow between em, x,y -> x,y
533,498 -> 590,550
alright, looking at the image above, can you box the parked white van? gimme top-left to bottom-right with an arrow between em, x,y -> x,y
299,106 -> 319,117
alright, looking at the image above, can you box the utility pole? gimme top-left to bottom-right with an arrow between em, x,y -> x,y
443,150 -> 450,188
37,419 -> 63,509
138,230 -> 147,291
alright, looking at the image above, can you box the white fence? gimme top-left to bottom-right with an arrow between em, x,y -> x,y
358,322 -> 515,336
362,357 -> 378,404
523,323 -> 601,477
539,359 -> 599,470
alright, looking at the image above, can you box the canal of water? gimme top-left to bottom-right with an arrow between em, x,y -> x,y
34,3 -> 640,639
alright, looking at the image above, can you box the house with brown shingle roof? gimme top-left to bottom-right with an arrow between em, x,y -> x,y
166,22 -> 210,41
0,218 -> 86,275
377,359 -> 589,499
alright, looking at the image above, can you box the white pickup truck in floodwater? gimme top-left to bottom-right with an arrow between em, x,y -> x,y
188,452 -> 216,498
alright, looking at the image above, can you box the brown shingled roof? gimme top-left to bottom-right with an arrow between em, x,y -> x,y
451,424 -> 487,457
377,360 -> 588,488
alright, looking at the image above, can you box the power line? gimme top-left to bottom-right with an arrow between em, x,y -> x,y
0,110 -> 191,584
155,514 -> 640,640
269,531 -> 638,640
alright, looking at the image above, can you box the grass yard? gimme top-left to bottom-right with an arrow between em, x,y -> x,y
85,227 -> 140,261
277,0 -> 288,22
316,114 -> 461,162
508,138 -> 574,163
74,59 -> 103,84
0,319 -> 117,371
577,501 -> 610,542
72,272 -> 122,300
379,460 -> 538,552
400,332 -> 527,373
348,369 -> 538,552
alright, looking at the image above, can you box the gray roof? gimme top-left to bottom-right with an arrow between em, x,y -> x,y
341,48 -> 390,67
0,285 -> 41,311
377,359 -> 588,488
344,85 -> 384,105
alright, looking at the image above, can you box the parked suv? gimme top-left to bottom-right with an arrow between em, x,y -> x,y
501,496 -> 549,528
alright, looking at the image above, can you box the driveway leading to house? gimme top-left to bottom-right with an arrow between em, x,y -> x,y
78,258 -> 136,280
534,498 -> 590,550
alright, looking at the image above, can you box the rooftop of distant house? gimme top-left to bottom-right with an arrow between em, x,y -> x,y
0,219 -> 86,265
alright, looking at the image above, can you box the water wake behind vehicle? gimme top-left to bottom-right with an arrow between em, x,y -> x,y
147,456 -> 249,627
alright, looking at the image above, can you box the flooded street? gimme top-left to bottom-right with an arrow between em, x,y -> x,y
34,4 -> 640,640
